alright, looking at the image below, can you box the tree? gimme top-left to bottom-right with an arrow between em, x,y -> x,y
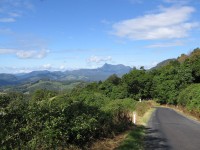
106,74 -> 121,85
122,69 -> 152,99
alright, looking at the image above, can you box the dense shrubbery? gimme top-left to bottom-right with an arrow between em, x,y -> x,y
178,84 -> 200,113
0,89 -> 136,149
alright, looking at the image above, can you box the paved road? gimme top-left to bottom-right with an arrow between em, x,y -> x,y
144,107 -> 200,150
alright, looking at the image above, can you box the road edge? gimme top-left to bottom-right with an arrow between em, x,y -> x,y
161,105 -> 200,125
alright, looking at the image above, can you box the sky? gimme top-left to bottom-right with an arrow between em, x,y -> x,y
0,0 -> 200,73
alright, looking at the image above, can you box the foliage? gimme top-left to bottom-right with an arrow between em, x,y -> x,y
151,60 -> 193,104
1,90 -> 137,149
178,84 -> 200,113
0,80 -> 84,94
149,48 -> 199,108
122,69 -> 152,100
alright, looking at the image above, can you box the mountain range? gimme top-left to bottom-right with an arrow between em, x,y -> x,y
0,63 -> 132,86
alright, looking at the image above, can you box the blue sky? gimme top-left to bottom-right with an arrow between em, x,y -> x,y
0,0 -> 200,73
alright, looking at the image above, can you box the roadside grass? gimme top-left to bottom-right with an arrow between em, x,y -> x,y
140,109 -> 155,126
116,125 -> 145,150
116,101 -> 157,150
89,101 -> 157,150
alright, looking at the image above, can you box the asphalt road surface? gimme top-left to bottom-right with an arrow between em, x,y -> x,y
144,107 -> 200,150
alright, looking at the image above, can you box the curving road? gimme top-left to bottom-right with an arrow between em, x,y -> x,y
144,107 -> 200,150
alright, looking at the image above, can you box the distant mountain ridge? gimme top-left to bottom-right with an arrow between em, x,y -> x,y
150,59 -> 176,70
0,63 -> 132,86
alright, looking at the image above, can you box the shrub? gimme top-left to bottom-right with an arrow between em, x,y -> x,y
178,84 -> 200,113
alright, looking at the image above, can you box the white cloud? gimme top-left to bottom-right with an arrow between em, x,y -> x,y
9,12 -> 21,17
35,49 -> 49,59
16,50 -> 36,58
0,66 -> 33,74
112,6 -> 199,40
40,64 -> 68,72
16,49 -> 49,59
0,48 -> 15,54
42,64 -> 52,70
17,69 -> 32,73
59,65 -> 66,70
146,41 -> 184,48
0,17 -> 15,22
87,56 -> 112,63
0,64 -> 68,73
0,48 -> 49,59
152,61 -> 159,66
0,0 -> 34,23
0,0 -> 34,9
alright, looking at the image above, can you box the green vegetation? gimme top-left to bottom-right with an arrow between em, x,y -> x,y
1,48 -> 200,149
151,48 -> 200,108
178,84 -> 200,113
117,125 -> 145,150
27,80 -> 82,92
117,101 -> 156,150
0,89 -> 136,149
0,80 -> 84,93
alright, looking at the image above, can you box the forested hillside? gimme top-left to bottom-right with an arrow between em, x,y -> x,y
1,48 -> 200,149
0,80 -> 84,94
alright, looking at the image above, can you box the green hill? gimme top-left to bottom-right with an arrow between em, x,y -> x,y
0,80 -> 85,93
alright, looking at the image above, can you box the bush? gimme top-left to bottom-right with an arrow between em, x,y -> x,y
178,84 -> 200,113
1,91 -> 138,149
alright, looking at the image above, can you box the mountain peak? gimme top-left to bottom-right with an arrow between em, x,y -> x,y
101,63 -> 112,69
101,63 -> 126,68
100,63 -> 131,72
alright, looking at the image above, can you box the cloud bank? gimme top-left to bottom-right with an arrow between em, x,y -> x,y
112,6 -> 198,40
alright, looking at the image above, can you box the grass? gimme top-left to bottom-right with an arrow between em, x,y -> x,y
116,125 -> 145,150
89,101 -> 157,150
116,102 -> 156,150
140,108 -> 156,126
